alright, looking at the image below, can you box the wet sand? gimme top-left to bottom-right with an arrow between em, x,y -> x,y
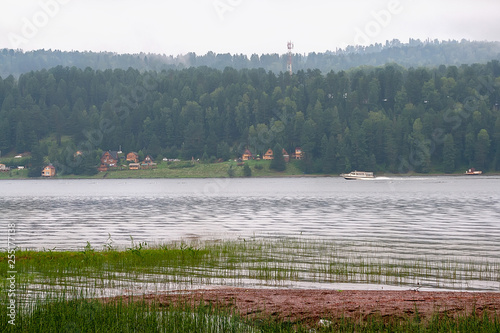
107,288 -> 500,326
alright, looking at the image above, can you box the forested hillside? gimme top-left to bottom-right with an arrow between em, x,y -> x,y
1,39 -> 499,78
0,60 -> 499,176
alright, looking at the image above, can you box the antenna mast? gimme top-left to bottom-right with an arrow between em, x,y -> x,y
287,41 -> 294,75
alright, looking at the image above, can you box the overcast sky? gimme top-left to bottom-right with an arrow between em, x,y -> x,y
1,0 -> 499,56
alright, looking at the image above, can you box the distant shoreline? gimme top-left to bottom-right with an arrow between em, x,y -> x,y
2,158 -> 499,180
1,172 -> 500,181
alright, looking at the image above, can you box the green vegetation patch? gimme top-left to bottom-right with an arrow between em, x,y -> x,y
2,237 -> 499,295
0,297 -> 254,333
1,237 -> 500,331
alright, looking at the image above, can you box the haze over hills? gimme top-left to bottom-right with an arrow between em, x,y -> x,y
1,39 -> 500,78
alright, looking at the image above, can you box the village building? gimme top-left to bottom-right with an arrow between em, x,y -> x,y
129,163 -> 140,170
101,151 -> 119,166
261,148 -> 290,162
142,155 -> 154,164
242,149 -> 253,161
292,147 -> 303,160
263,148 -> 274,160
126,152 -> 139,163
15,152 -> 30,158
0,164 -> 9,172
41,164 -> 56,177
282,148 -> 290,163
141,155 -> 157,169
98,151 -> 119,172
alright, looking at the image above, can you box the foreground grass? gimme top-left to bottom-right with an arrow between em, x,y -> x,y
1,238 -> 499,331
0,295 -> 498,332
0,294 -> 255,332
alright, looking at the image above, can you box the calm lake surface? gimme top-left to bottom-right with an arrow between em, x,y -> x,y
1,176 -> 499,253
2,176 -> 500,292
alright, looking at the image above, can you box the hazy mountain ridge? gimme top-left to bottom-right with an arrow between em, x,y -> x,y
1,39 -> 499,78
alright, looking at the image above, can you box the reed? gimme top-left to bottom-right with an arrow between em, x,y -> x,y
1,236 -> 499,331
2,237 -> 499,303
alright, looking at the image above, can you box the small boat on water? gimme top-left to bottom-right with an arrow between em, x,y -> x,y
340,171 -> 375,180
464,168 -> 482,175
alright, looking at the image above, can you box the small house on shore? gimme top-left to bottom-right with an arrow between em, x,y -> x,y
101,151 -> 119,166
263,148 -> 274,160
292,147 -> 303,160
98,151 -> 119,172
126,152 -> 139,163
129,163 -> 140,170
41,164 -> 56,177
141,155 -> 157,169
242,149 -> 253,161
282,148 -> 290,163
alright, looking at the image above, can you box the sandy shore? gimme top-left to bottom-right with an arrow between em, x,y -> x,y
108,288 -> 500,326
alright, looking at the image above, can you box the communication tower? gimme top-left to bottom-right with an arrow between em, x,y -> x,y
287,41 -> 294,75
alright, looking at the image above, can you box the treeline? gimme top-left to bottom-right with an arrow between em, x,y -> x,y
0,60 -> 500,175
1,39 -> 500,78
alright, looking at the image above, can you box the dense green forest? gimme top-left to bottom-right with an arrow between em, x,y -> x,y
0,59 -> 500,176
1,39 -> 499,78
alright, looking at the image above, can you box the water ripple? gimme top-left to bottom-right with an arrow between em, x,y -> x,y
0,177 -> 499,261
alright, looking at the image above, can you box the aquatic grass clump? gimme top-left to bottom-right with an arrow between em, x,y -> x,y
0,294 -> 255,333
2,237 -> 500,301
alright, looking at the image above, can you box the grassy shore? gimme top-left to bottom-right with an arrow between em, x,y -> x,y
3,159 -> 500,180
4,157 -> 497,180
1,238 -> 499,331
97,159 -> 306,179
0,160 -> 310,180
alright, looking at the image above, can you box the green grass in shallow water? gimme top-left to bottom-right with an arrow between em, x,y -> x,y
2,237 -> 500,295
1,238 -> 500,332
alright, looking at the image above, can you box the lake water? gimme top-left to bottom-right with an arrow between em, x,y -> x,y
1,176 -> 499,253
1,176 -> 500,292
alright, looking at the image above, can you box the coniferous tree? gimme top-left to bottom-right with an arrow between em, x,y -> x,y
28,144 -> 44,177
0,119 -> 10,152
475,129 -> 491,170
227,165 -> 235,178
322,136 -> 337,174
494,117 -> 500,170
442,134 -> 456,173
15,122 -> 26,153
270,143 -> 286,171
217,142 -> 230,161
243,163 -> 252,177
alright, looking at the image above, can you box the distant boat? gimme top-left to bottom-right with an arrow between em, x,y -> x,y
340,171 -> 375,180
465,168 -> 482,175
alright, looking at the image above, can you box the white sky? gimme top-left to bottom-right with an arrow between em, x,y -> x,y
0,0 -> 499,56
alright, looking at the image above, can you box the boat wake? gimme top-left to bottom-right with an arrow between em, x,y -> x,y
373,176 -> 391,180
